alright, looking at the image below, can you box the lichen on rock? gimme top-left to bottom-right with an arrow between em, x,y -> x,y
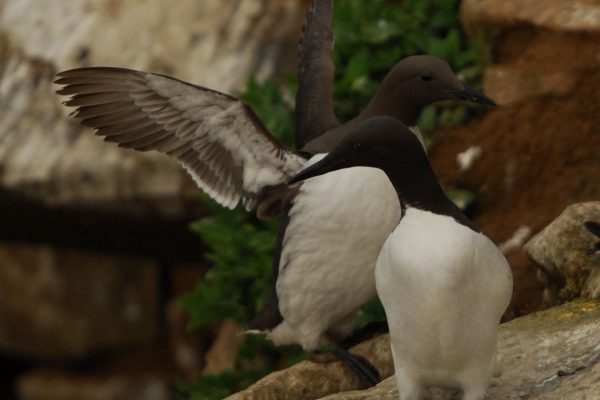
229,300 -> 600,399
525,202 -> 600,305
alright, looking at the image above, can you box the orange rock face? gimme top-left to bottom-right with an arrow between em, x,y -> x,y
428,0 -> 600,318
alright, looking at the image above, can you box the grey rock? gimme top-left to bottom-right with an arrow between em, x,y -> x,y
229,300 -> 600,400
524,202 -> 600,304
461,0 -> 600,36
0,0 -> 301,94
0,0 -> 302,218
18,369 -> 170,400
0,49 -> 188,219
226,333 -> 395,400
461,0 -> 600,106
0,242 -> 159,359
202,320 -> 244,375
585,268 -> 600,298
166,263 -> 212,381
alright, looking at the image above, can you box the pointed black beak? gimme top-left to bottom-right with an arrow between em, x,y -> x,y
450,86 -> 496,106
289,156 -> 349,184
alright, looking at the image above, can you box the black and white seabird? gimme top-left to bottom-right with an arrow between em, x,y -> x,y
290,116 -> 513,400
55,0 -> 495,385
249,0 -> 495,367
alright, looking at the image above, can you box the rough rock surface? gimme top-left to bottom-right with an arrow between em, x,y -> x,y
0,0 -> 302,217
0,0 -> 305,396
462,0 -> 600,106
229,300 -> 600,400
0,243 -> 159,359
462,0 -> 600,36
525,202 -> 600,305
0,50 -> 187,218
202,320 -> 244,375
430,0 -> 600,317
226,334 -> 395,400
166,263 -> 211,381
18,369 -> 169,400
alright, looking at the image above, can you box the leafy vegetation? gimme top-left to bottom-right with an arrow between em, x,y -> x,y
180,0 -> 486,398
331,0 -> 487,134
180,78 -> 295,329
179,80 -> 305,399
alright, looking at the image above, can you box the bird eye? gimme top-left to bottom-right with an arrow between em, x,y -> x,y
420,72 -> 433,82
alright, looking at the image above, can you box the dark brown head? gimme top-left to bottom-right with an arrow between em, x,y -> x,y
290,116 -> 476,230
290,116 -> 429,185
360,55 -> 495,125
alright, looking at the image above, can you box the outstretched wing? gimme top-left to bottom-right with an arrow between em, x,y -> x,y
295,0 -> 339,149
56,67 -> 306,210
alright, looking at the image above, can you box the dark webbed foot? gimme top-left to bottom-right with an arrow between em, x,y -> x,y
333,347 -> 381,388
309,347 -> 381,388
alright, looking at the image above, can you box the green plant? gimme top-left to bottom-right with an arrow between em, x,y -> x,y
179,78 -> 305,399
180,77 -> 295,328
331,0 -> 487,134
181,0 -> 486,397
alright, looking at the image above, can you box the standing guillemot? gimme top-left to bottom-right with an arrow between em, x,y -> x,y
290,116 -> 513,400
55,0 -> 495,386
250,0 -> 495,385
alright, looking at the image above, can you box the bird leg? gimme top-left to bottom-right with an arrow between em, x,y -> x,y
309,347 -> 381,388
307,327 -> 382,388
332,347 -> 381,388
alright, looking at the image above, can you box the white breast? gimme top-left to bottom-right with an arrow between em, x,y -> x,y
273,159 -> 401,351
376,208 -> 512,395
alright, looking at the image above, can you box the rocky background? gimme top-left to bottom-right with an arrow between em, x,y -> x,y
0,1 -> 304,399
431,0 -> 600,319
0,0 -> 598,399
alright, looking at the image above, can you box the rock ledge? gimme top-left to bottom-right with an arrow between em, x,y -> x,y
229,300 -> 600,400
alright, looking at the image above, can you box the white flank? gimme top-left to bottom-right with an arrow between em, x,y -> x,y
376,208 -> 513,399
268,158 -> 401,351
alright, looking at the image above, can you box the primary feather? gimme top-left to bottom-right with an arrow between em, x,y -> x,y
56,67 -> 306,210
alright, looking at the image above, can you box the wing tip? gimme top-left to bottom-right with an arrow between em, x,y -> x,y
54,67 -> 143,87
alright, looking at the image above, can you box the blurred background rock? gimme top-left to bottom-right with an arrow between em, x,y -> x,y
0,1 -> 303,399
0,0 -> 598,399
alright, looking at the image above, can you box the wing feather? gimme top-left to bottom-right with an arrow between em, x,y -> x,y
295,0 -> 340,149
56,67 -> 306,210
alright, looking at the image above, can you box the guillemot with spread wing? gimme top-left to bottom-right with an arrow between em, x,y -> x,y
55,0 -> 495,386
249,0 -> 494,383
290,116 -> 513,400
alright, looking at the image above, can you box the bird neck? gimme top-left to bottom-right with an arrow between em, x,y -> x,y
382,161 -> 477,231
